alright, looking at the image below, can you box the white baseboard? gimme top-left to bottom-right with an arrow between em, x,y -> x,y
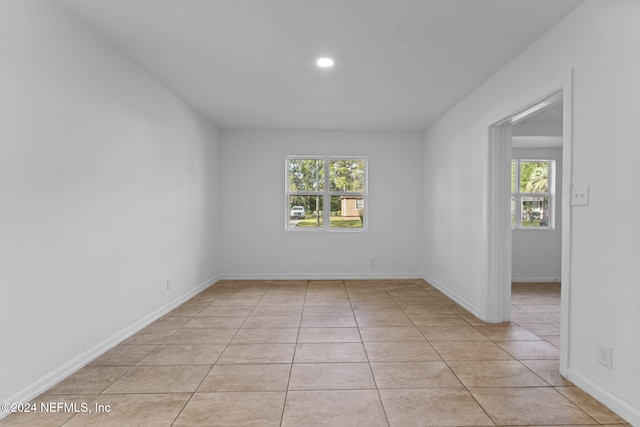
512,277 -> 561,283
220,272 -> 423,281
421,273 -> 486,321
1,275 -> 220,420
566,368 -> 639,426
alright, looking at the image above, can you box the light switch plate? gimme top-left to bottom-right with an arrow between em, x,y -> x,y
571,185 -> 589,206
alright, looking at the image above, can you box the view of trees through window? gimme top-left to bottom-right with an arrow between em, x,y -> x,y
287,157 -> 366,230
511,160 -> 553,228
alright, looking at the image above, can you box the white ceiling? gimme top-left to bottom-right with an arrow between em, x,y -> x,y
58,0 -> 583,130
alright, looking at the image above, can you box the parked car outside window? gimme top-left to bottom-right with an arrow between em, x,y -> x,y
290,206 -> 306,219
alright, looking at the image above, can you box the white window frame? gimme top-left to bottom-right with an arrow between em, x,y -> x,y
285,156 -> 368,232
511,158 -> 556,230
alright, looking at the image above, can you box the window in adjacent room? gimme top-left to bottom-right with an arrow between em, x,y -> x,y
286,156 -> 367,231
511,159 -> 555,229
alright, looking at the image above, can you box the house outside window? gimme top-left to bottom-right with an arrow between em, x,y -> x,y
511,159 -> 555,229
286,156 -> 367,231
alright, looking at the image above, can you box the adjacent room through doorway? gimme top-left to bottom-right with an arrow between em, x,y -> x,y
510,100 -> 563,353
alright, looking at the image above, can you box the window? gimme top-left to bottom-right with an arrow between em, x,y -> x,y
511,159 -> 555,229
286,156 -> 367,231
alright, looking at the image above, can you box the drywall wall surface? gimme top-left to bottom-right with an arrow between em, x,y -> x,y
218,129 -> 424,279
0,0 -> 220,406
422,116 -> 490,315
423,0 -> 639,422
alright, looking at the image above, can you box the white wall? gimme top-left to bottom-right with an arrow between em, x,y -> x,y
0,0 -> 220,407
219,130 -> 424,279
512,147 -> 563,282
423,0 -> 640,422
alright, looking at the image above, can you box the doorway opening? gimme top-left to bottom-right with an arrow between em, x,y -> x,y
511,98 -> 563,366
488,79 -> 573,376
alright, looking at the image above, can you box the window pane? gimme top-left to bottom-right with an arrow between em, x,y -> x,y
289,196 -> 323,228
511,195 -> 516,227
519,161 -> 549,193
288,159 -> 324,192
329,159 -> 365,192
511,161 -> 516,193
521,196 -> 550,227
330,195 -> 364,228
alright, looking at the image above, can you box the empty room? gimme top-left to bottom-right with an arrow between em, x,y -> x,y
1,0 -> 638,426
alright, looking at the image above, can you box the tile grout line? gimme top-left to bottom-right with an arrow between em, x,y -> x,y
279,279 -> 309,427
351,284 -> 392,427
169,281 -> 269,427
170,284 -> 239,427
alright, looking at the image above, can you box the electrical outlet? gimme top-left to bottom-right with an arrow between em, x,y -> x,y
370,258 -> 376,267
166,279 -> 172,291
597,342 -> 612,368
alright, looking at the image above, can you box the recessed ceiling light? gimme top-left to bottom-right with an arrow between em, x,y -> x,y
316,57 -> 334,68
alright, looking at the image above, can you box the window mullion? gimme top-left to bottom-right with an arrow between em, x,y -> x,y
289,191 -> 323,196
323,159 -> 330,228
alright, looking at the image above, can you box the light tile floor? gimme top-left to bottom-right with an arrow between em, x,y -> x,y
1,280 -> 631,426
